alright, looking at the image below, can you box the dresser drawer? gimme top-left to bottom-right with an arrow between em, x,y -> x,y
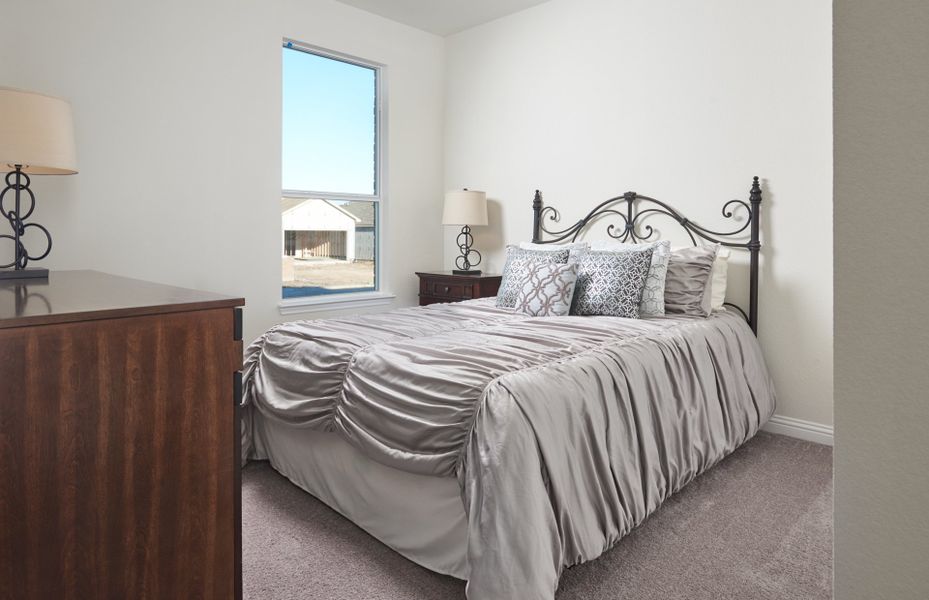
423,279 -> 473,299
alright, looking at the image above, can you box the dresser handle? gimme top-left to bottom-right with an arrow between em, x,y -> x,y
234,371 -> 243,406
233,307 -> 243,341
443,286 -> 450,293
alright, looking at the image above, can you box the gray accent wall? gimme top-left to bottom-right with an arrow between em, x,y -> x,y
835,1 -> 929,597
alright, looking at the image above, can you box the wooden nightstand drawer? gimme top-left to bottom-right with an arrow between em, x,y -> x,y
415,271 -> 502,306
424,280 -> 473,299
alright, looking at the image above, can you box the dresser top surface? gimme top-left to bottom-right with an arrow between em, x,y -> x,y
0,270 -> 244,329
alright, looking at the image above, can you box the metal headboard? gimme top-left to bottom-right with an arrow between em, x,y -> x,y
531,176 -> 762,334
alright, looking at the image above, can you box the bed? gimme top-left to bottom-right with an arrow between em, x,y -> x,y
242,177 -> 775,600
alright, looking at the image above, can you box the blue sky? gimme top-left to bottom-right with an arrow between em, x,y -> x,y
282,46 -> 376,195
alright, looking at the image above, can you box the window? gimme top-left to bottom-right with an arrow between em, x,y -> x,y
281,40 -> 383,302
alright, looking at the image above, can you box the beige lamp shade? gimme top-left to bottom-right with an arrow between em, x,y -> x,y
0,87 -> 78,175
442,189 -> 488,226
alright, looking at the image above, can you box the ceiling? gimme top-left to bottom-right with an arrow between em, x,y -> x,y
334,0 -> 551,36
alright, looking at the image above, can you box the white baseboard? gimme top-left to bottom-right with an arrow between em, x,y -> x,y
762,414 -> 833,446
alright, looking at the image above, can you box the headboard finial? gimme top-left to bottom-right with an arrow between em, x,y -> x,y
749,177 -> 762,206
531,190 -> 543,243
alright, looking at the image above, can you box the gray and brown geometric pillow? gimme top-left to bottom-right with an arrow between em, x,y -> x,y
571,248 -> 654,318
513,262 -> 579,317
496,246 -> 571,308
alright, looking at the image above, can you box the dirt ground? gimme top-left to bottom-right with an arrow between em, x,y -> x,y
285,258 -> 375,289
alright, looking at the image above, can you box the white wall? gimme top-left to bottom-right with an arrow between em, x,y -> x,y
3,0 -> 832,429
0,0 -> 446,343
834,0 -> 929,597
444,0 -> 833,427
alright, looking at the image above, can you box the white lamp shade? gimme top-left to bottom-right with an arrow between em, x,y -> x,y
442,189 -> 488,226
0,87 -> 78,175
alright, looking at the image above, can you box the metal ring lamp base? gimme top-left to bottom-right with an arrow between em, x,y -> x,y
0,166 -> 52,280
453,225 -> 482,275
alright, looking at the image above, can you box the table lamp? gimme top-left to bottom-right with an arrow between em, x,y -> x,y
0,87 -> 78,280
443,189 -> 488,275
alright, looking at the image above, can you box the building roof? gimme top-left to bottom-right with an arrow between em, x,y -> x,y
281,198 -> 305,213
340,201 -> 376,228
281,198 -> 362,223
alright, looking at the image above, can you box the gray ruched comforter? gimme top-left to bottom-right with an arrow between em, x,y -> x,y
242,298 -> 776,600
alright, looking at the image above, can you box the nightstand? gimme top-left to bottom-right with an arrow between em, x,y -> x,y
416,271 -> 502,306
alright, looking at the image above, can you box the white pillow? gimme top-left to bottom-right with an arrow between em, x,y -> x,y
710,247 -> 730,310
518,241 -> 589,263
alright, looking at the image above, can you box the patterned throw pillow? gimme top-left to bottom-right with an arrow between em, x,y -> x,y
496,246 -> 570,308
513,262 -> 579,317
588,240 -> 671,316
571,248 -> 654,318
518,241 -> 589,263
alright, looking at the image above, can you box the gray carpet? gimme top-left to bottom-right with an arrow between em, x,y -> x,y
243,432 -> 833,599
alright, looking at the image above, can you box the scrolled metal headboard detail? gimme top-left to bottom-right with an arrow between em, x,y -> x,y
531,176 -> 763,334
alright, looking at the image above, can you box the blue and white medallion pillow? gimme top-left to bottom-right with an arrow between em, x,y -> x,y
513,262 -> 579,317
588,240 -> 671,316
497,246 -> 571,308
571,247 -> 654,318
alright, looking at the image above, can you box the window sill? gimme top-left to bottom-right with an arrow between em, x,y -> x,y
278,290 -> 396,316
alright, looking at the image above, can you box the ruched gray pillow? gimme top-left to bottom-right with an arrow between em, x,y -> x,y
664,245 -> 719,317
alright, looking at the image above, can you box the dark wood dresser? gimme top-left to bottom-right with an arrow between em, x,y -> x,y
0,271 -> 244,600
416,271 -> 502,306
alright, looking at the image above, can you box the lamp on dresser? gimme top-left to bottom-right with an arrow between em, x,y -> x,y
443,188 -> 488,275
0,87 -> 78,280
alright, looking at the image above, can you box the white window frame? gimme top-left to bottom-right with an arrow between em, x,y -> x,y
279,39 -> 394,314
